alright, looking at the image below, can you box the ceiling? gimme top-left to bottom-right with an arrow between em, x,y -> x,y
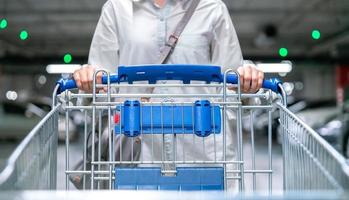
0,0 -> 348,60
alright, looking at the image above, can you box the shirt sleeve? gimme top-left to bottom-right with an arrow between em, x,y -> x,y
88,1 -> 119,72
78,1 -> 119,106
210,2 -> 243,72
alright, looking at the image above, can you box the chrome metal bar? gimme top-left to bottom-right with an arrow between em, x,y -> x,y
268,99 -> 273,194
222,70 -> 228,191
64,93 -> 268,99
83,111 -> 87,190
52,84 -> 59,107
63,104 -> 272,111
97,110 -> 102,190
65,169 -> 273,174
66,170 -> 115,174
91,70 -> 103,189
65,101 -> 70,190
250,110 -> 256,191
106,73 -> 113,190
94,177 -> 116,181
96,83 -> 225,88
93,160 -> 242,165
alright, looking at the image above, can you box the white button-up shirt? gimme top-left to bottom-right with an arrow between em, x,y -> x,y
89,0 -> 243,72
88,0 -> 243,188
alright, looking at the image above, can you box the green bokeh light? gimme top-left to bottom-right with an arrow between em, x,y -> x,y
279,48 -> 288,57
312,30 -> 321,40
0,19 -> 8,29
64,54 -> 72,64
19,30 -> 29,40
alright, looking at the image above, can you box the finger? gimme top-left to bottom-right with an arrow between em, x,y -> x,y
250,68 -> 258,93
237,67 -> 244,91
73,71 -> 82,90
257,70 -> 264,91
141,97 -> 150,102
87,67 -> 96,92
79,70 -> 90,92
95,71 -> 103,92
96,71 -> 103,84
102,86 -> 108,93
243,66 -> 252,92
227,86 -> 235,91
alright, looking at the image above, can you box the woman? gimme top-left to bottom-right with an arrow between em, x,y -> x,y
72,0 -> 264,190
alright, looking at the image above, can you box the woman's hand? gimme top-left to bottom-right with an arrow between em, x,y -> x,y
73,65 -> 102,93
236,65 -> 264,93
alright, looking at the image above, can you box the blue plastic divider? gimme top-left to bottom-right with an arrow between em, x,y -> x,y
114,167 -> 224,191
115,100 -> 221,137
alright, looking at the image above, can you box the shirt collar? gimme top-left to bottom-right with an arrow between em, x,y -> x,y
132,0 -> 189,2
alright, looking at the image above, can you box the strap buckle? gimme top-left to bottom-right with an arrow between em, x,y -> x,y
165,34 -> 179,48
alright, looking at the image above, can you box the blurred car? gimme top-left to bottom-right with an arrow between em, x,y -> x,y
0,97 -> 83,141
336,103 -> 349,158
275,101 -> 349,158
0,101 -> 44,139
57,110 -> 89,142
316,116 -> 345,153
243,98 -> 342,152
295,106 -> 340,150
243,98 -> 336,136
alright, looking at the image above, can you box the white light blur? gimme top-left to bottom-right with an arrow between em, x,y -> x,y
283,82 -> 294,95
256,62 -> 292,73
46,64 -> 81,74
295,82 -> 304,90
244,61 -> 293,74
38,75 -> 47,85
6,91 -> 18,101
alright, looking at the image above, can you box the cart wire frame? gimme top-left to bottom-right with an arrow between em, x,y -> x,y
1,66 -> 349,196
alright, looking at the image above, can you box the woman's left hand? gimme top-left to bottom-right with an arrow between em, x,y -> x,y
235,65 -> 264,93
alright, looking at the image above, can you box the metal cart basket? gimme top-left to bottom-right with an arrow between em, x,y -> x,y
1,64 -> 349,195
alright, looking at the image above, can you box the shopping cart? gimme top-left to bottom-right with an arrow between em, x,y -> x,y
1,64 -> 349,196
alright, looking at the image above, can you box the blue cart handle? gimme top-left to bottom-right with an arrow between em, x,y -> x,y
56,75 -> 119,94
117,64 -> 282,93
56,65 -> 282,94
226,74 -> 282,94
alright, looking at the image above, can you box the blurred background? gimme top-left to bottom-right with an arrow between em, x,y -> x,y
0,0 -> 349,187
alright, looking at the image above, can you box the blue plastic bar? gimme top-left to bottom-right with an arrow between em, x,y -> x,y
114,101 -> 221,137
114,167 -> 224,191
123,100 -> 141,137
118,64 -> 222,84
194,100 -> 212,137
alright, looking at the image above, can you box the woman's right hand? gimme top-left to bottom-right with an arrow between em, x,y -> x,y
73,65 -> 102,93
